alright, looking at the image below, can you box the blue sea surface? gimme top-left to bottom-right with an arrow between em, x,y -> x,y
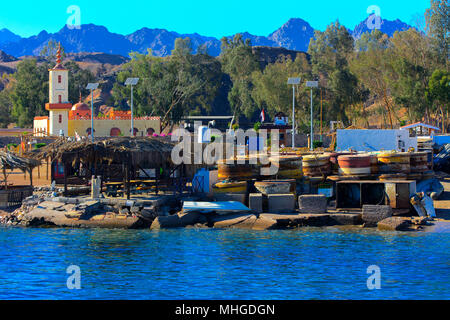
0,226 -> 449,300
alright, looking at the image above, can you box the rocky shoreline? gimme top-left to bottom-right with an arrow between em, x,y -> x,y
0,190 -> 435,232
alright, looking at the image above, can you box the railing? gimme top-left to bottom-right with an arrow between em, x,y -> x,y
0,186 -> 33,208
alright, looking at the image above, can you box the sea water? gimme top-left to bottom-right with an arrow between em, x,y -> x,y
0,226 -> 449,300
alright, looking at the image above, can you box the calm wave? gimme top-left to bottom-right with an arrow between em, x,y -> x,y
0,227 -> 449,300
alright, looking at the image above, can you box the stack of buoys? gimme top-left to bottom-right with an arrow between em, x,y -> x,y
417,138 -> 434,170
218,158 -> 258,181
377,151 -> 411,174
366,152 -> 380,174
408,151 -> 428,180
337,154 -> 372,176
302,154 -> 331,178
269,155 -> 303,179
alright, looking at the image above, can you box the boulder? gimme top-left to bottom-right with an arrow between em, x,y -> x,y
150,211 -> 201,229
299,195 -> 327,214
259,213 -> 331,228
377,217 -> 412,231
362,205 -> 392,227
252,216 -> 278,230
268,194 -> 296,213
210,213 -> 256,229
329,213 -> 363,225
130,206 -> 141,214
249,193 -> 263,213
411,216 -> 431,226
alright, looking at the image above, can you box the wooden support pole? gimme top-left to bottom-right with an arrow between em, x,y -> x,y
64,162 -> 68,196
29,168 -> 33,187
126,164 -> 131,200
3,167 -> 7,190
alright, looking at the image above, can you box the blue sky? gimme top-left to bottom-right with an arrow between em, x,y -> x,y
0,0 -> 430,38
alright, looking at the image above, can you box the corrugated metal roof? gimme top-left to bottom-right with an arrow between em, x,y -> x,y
400,122 -> 440,131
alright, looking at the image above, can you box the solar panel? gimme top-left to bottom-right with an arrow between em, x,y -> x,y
306,81 -> 319,88
125,78 -> 139,86
86,83 -> 99,90
287,77 -> 301,85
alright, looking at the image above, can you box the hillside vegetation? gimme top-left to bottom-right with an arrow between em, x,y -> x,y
0,0 -> 448,132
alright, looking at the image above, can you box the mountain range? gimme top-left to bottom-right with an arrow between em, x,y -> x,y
0,17 -> 413,58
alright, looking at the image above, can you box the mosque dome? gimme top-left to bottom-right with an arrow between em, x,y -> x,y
72,93 -> 90,111
72,102 -> 90,111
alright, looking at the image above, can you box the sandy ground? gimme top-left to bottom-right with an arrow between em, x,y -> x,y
5,163 -> 51,187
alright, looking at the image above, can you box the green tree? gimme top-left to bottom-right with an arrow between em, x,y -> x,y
64,60 -> 96,104
251,55 -> 311,127
425,0 -> 449,68
355,30 -> 390,52
427,69 -> 450,131
113,38 -> 222,130
10,59 -> 48,127
0,90 -> 12,128
220,34 -> 260,118
388,29 -> 436,123
40,39 -> 66,65
308,21 -> 360,125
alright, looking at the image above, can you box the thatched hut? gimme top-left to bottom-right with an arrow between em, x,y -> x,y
0,151 -> 41,187
27,137 -> 179,198
0,151 -> 40,208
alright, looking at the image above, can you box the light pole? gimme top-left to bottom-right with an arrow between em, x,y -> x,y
306,81 -> 319,151
86,83 -> 99,142
125,78 -> 139,137
287,77 -> 301,148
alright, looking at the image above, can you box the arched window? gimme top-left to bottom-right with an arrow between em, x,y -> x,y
110,128 -> 121,137
58,95 -> 62,103
86,128 -> 95,135
146,128 -> 155,136
131,128 -> 138,137
58,75 -> 62,83
58,115 -> 62,123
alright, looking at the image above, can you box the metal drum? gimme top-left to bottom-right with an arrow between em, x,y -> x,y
377,152 -> 411,174
338,154 -> 371,176
268,155 -> 303,179
302,154 -> 331,177
218,158 -> 259,181
329,152 -> 354,175
410,152 -> 428,173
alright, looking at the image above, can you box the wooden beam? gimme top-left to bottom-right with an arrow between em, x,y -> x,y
63,162 -> 68,196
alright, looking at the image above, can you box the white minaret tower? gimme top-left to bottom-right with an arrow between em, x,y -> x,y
45,43 -> 72,136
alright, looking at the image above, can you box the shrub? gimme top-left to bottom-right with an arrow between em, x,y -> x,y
34,143 -> 46,149
313,141 -> 323,149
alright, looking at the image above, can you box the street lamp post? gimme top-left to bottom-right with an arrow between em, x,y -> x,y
125,78 -> 139,137
86,83 -> 99,142
306,81 -> 319,151
287,78 -> 301,148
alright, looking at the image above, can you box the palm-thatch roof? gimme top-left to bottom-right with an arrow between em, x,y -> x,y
0,151 -> 41,172
27,137 -> 175,168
